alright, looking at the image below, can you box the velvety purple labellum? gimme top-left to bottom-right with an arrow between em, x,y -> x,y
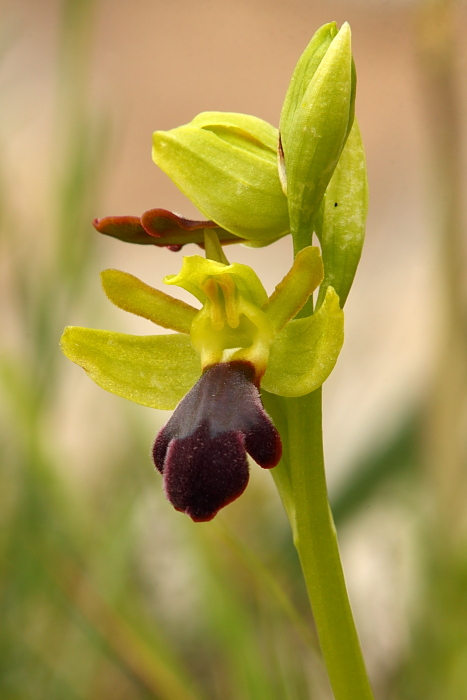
153,362 -> 282,522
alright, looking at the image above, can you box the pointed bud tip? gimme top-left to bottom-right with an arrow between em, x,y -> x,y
336,21 -> 351,43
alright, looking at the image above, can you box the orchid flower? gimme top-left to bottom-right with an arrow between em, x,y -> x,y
61,237 -> 343,521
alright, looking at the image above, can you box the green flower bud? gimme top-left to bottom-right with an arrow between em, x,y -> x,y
279,22 -> 356,249
152,112 -> 289,242
280,21 -> 338,157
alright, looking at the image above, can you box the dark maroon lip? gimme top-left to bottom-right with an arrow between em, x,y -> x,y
153,361 -> 282,522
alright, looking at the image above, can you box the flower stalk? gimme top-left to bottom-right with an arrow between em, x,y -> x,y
290,391 -> 374,699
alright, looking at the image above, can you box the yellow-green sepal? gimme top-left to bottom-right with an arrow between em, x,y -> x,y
262,246 -> 323,333
60,327 -> 201,410
152,113 -> 289,242
164,255 -> 268,307
101,269 -> 198,333
262,287 -> 344,397
315,119 -> 368,308
281,23 -> 355,247
190,111 -> 278,153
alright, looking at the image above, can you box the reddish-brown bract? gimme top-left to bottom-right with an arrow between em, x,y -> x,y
93,208 -> 243,250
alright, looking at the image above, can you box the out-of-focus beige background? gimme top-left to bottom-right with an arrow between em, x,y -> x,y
2,1 -> 467,699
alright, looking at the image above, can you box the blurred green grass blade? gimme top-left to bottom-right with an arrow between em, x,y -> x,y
214,520 -> 318,653
330,410 -> 420,525
194,523 -> 319,700
0,0 -> 209,697
0,635 -> 86,700
0,440 -> 206,700
49,557 -> 205,700
55,115 -> 111,287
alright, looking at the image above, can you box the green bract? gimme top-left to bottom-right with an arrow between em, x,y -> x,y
279,22 -> 356,248
314,119 -> 368,308
60,249 -> 344,409
152,112 -> 289,242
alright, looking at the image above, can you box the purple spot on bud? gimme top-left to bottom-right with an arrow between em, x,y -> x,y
153,362 -> 282,522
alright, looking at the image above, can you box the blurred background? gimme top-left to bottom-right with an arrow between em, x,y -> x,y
1,0 -> 467,698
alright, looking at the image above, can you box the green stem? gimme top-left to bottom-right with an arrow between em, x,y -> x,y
267,210 -> 376,698
283,389 -> 375,700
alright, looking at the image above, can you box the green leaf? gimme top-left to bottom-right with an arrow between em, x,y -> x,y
164,255 -> 269,308
283,23 -> 355,247
261,287 -> 344,397
280,22 -> 338,155
262,246 -> 324,332
152,116 -> 289,242
315,119 -> 368,308
101,269 -> 198,333
60,327 -> 201,410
